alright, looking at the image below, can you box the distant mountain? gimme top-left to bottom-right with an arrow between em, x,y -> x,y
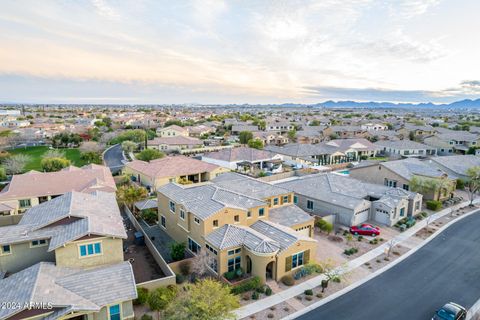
315,98 -> 480,109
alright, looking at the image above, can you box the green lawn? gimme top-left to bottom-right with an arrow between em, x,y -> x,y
9,146 -> 87,171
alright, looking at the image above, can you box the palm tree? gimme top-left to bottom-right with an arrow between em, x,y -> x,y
116,185 -> 148,211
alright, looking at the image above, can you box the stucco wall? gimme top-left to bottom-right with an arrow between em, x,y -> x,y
55,237 -> 124,268
0,241 -> 55,273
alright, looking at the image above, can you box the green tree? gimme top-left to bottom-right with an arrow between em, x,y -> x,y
170,242 -> 186,261
109,129 -> 146,144
165,279 -> 239,320
247,138 -> 264,149
148,286 -> 177,320
121,140 -> 137,153
465,166 -> 480,205
410,176 -> 454,201
239,131 -> 253,144
309,120 -> 320,126
287,129 -> 296,141
41,157 -> 71,172
116,185 -> 148,210
80,151 -> 102,164
137,149 -> 165,162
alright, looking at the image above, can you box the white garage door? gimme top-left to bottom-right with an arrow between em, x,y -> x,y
353,210 -> 369,225
375,211 -> 390,225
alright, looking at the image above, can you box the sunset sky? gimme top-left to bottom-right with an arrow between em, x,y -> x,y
1,0 -> 479,104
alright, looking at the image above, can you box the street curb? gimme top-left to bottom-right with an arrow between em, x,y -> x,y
102,143 -> 119,166
283,207 -> 480,320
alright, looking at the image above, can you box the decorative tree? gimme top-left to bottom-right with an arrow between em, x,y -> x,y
147,286 -> 177,320
465,166 -> 480,206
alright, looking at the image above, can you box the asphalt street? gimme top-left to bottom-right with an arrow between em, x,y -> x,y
103,144 -> 125,174
297,210 -> 480,320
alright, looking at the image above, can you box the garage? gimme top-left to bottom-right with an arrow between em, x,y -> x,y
296,226 -> 311,236
353,209 -> 369,225
375,210 -> 390,225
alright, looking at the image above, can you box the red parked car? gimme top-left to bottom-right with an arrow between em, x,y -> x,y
350,224 -> 380,237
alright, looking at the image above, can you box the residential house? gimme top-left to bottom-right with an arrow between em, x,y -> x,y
329,126 -> 369,139
231,124 -> 259,135
156,172 -> 317,283
156,124 -> 189,137
361,123 -> 388,131
0,164 -> 116,218
0,191 -> 137,320
278,173 -> 422,227
430,155 -> 480,180
202,147 -> 283,174
265,138 -> 379,166
374,140 -> 437,158
123,155 -> 229,191
423,131 -> 480,155
395,124 -> 436,140
265,121 -> 295,133
147,136 -> 203,152
349,158 -> 455,201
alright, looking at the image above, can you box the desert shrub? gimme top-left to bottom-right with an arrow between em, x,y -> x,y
281,275 -> 295,286
169,242 -> 186,261
344,248 -> 359,256
332,276 -> 341,283
421,211 -> 428,218
134,287 -> 149,305
305,296 -> 313,301
141,314 -> 153,320
175,273 -> 185,284
426,200 -> 442,211
284,307 -> 290,312
304,262 -> 323,274
456,179 -> 465,190
267,313 -> 274,319
252,291 -> 259,300
178,260 -> 191,276
230,276 -> 261,294
256,286 -> 266,294
316,293 -> 323,298
242,293 -> 251,301
265,287 -> 273,296
304,289 -> 313,296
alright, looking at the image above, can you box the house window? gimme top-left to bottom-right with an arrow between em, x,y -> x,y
79,242 -> 102,257
400,208 -> 405,217
194,217 -> 200,224
31,239 -> 47,247
1,245 -> 11,255
307,200 -> 314,210
234,215 -> 239,222
180,210 -> 185,220
19,199 -> 31,208
169,201 -> 176,213
188,237 -> 201,254
109,304 -> 121,320
415,201 -> 420,210
235,248 -> 241,254
402,184 -> 409,191
228,256 -> 241,272
292,251 -> 304,269
293,196 -> 298,204
283,196 -> 289,203
213,220 -> 218,227
161,215 -> 166,228
247,211 -> 252,218
228,250 -> 234,255
259,208 -> 265,217
273,198 -> 279,205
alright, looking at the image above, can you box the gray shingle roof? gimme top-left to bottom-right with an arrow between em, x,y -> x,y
430,155 -> 480,177
0,262 -> 136,320
0,191 -> 126,250
202,147 -> 277,162
374,140 -> 433,150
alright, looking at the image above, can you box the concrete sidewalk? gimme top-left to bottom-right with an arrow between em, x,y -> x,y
235,199 -> 479,319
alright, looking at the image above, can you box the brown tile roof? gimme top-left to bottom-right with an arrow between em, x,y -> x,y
125,155 -> 221,179
202,147 -> 277,162
0,164 -> 116,200
147,136 -> 202,146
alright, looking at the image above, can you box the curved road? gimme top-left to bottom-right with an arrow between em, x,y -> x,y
298,210 -> 480,320
103,144 -> 125,174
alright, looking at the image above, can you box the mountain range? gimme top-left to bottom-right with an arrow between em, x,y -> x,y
315,98 -> 480,109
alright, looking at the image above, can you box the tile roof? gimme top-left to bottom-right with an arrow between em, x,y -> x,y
212,172 -> 290,199
0,191 -> 126,250
157,182 -> 265,220
268,205 -> 314,227
374,140 -> 433,150
147,136 -> 202,146
202,147 -> 278,163
126,155 -> 220,179
0,262 -> 136,320
0,164 -> 116,201
265,139 -> 378,157
430,155 -> 480,177
379,158 -> 446,180
278,173 -> 417,210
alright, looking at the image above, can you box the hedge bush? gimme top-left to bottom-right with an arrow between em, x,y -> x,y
421,211 -> 428,218
230,276 -> 261,295
134,287 -> 149,305
304,289 -> 313,296
426,200 -> 442,211
178,260 -> 191,276
252,291 -> 259,300
281,275 -> 295,286
141,314 -> 153,320
265,287 -> 273,296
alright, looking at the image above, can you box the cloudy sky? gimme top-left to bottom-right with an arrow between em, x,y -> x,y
1,0 -> 479,104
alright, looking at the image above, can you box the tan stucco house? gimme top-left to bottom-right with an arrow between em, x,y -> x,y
157,172 -> 317,283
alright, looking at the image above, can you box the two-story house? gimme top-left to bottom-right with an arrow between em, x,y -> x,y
156,172 -> 317,283
0,191 -> 137,320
